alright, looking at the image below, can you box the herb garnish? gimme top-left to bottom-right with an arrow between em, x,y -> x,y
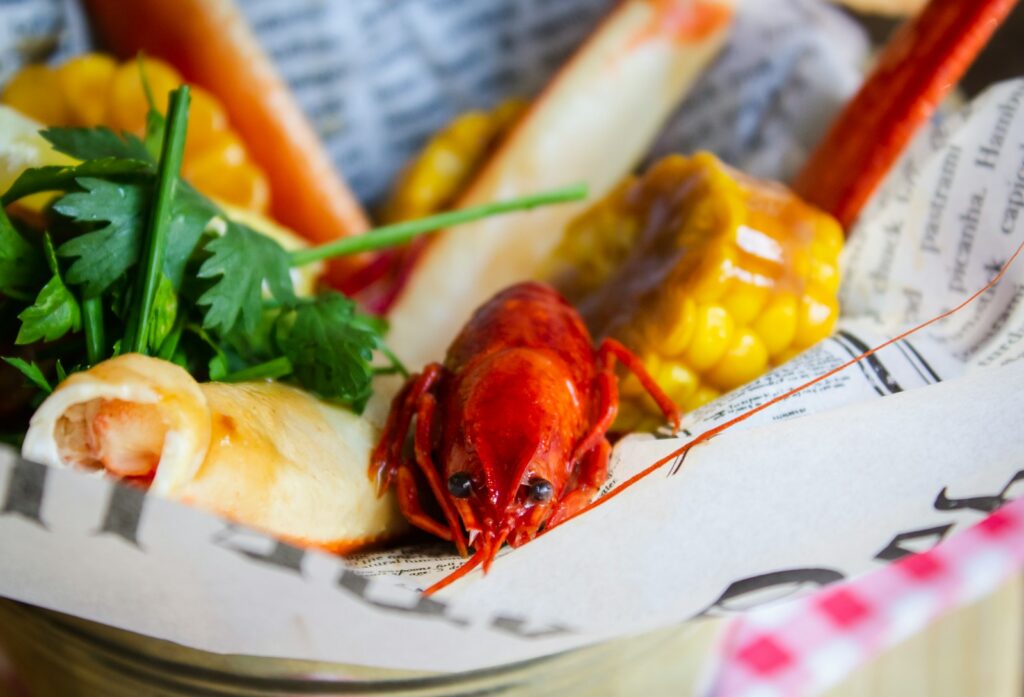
1,83 -> 586,413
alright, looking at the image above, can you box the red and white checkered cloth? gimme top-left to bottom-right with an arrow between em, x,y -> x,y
705,496 -> 1024,697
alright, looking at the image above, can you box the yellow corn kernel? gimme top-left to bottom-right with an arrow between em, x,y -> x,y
57,54 -> 117,126
721,280 -> 769,325
619,352 -> 660,397
654,360 -> 699,403
793,292 -> 839,348
648,296 -> 697,357
1,65 -> 70,125
384,99 -> 526,223
689,240 -> 738,304
393,110 -> 491,220
684,304 -> 734,371
683,385 -> 720,412
812,217 -> 844,263
614,400 -> 663,433
640,353 -> 662,384
753,293 -> 798,357
546,177 -> 637,294
549,152 -> 843,428
107,57 -> 183,134
618,372 -> 644,399
613,401 -> 644,432
809,257 -> 840,295
706,327 -> 769,390
788,246 -> 812,284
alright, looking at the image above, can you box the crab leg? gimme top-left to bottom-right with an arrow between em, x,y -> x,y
793,0 -> 1018,229
385,0 -> 736,371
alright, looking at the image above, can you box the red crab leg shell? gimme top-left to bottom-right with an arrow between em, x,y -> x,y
793,0 -> 1018,230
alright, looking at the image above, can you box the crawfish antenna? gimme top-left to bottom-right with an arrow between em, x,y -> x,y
423,530 -> 508,595
424,544 -> 488,596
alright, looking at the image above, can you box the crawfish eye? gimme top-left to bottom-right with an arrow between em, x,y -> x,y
527,477 -> 553,503
447,472 -> 472,498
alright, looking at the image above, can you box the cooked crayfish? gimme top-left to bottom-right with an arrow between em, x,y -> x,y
371,281 -> 680,593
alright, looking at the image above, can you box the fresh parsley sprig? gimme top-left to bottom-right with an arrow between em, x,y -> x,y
15,233 -> 80,345
0,207 -> 44,300
1,83 -> 587,415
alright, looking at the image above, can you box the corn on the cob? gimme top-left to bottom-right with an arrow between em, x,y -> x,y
547,152 -> 843,429
382,99 -> 525,222
1,54 -> 270,214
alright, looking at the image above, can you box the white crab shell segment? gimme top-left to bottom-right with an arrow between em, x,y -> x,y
23,354 -> 406,552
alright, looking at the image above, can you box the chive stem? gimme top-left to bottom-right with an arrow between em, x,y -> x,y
82,297 -> 105,365
376,341 -> 409,379
220,356 -> 293,383
127,86 -> 190,354
288,183 -> 588,268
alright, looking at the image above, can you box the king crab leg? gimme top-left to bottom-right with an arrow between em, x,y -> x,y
793,0 -> 1018,229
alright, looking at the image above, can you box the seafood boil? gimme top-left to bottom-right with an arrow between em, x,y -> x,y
0,0 -> 1019,598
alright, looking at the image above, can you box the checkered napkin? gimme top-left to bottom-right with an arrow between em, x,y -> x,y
705,496 -> 1024,697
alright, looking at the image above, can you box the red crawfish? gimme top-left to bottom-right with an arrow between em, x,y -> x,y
371,281 -> 680,593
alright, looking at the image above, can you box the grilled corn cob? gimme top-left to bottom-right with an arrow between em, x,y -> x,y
1,53 -> 270,213
382,99 -> 525,222
547,152 -> 843,429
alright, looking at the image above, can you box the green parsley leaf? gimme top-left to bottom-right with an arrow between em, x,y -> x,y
16,234 -> 81,344
45,178 -> 210,301
2,357 -> 52,394
1,158 -> 152,207
219,304 -> 278,361
40,126 -> 152,163
164,185 -> 217,288
17,274 -> 81,344
197,221 -> 295,335
0,207 -> 44,300
186,323 -> 230,380
220,356 -> 293,383
55,178 -> 149,298
276,291 -> 381,410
